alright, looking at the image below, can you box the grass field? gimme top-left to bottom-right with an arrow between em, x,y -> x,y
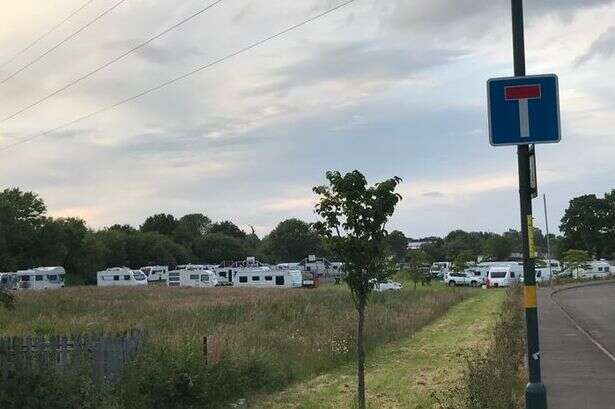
0,282 -> 479,408
254,290 -> 506,409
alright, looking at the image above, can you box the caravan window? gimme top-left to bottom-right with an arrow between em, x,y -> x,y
113,275 -> 120,281
189,274 -> 199,280
124,275 -> 131,281
265,276 -> 273,281
490,272 -> 506,278
598,267 -> 603,272
21,275 -> 30,281
47,275 -> 58,281
252,276 -> 260,281
35,275 -> 44,281
239,276 -> 248,283
219,272 -> 226,278
201,275 -> 210,282
510,272 -> 515,278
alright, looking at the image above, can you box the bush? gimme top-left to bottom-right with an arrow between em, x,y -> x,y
0,359 -> 117,409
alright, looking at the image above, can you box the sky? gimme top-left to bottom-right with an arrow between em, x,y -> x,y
0,0 -> 614,238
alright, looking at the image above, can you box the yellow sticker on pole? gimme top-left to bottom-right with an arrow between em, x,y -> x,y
524,285 -> 537,308
527,215 -> 537,258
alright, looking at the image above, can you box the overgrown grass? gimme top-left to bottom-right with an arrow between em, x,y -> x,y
0,283 -> 475,408
435,286 -> 526,409
254,290 -> 505,409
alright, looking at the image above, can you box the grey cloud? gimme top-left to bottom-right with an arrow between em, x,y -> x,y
383,0 -> 614,37
252,41 -> 465,95
574,26 -> 615,66
422,191 -> 446,198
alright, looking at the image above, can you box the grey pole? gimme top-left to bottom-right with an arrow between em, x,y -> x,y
543,194 -> 553,288
511,1 -> 548,408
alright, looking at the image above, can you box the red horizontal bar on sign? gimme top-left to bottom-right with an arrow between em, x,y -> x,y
505,84 -> 541,100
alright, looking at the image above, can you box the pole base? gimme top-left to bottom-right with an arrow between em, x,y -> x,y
526,382 -> 547,409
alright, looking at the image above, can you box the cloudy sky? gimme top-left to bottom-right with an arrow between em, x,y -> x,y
0,0 -> 614,238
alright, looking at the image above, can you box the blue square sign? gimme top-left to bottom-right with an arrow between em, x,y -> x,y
487,74 -> 561,146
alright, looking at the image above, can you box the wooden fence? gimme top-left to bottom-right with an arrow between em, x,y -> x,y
0,330 -> 144,383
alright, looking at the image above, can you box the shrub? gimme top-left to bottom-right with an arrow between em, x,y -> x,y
0,359 -> 117,409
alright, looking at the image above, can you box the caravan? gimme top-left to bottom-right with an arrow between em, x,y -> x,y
140,265 -> 169,282
167,267 -> 219,288
97,268 -> 148,287
233,267 -> 303,288
578,260 -> 611,279
486,264 -> 523,288
16,267 -> 66,291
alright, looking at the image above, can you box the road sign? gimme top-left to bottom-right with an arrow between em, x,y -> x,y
487,74 -> 560,146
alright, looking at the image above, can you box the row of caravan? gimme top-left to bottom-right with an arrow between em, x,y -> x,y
97,259 -> 304,289
442,259 -> 613,288
0,267 -> 66,291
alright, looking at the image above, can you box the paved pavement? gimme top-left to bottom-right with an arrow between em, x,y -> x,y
539,283 -> 615,409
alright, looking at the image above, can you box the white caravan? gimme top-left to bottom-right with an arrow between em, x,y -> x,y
167,267 -> 219,288
486,265 -> 523,288
578,260 -> 611,279
16,267 -> 66,290
97,268 -> 148,287
140,265 -> 169,282
233,267 -> 303,288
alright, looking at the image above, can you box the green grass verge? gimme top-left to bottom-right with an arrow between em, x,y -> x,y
253,290 -> 506,409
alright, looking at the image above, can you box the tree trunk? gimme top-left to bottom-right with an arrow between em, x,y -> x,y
356,300 -> 366,409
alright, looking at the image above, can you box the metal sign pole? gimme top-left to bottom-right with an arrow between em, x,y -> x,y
544,194 -> 554,288
511,1 -> 547,408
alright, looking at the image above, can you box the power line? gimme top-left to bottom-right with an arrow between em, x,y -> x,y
1,0 -> 225,123
0,0 -> 356,153
0,0 -> 127,87
0,0 -> 97,72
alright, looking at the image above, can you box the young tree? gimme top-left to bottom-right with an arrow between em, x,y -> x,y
406,250 -> 428,290
562,249 -> 590,278
452,250 -> 475,273
313,170 -> 402,409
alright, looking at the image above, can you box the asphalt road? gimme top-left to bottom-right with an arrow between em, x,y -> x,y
539,283 -> 615,409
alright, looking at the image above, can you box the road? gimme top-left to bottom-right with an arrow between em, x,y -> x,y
539,282 -> 615,409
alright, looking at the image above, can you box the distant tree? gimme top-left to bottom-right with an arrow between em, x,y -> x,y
313,170 -> 402,409
560,194 -> 613,258
266,219 -> 323,262
126,232 -> 191,268
452,250 -> 475,273
421,238 -> 445,263
107,224 -> 137,234
484,235 -> 513,261
406,250 -> 428,289
502,229 -> 523,254
560,191 -> 615,258
209,221 -> 246,240
193,233 -> 247,263
385,230 -> 408,261
140,213 -> 178,236
0,188 -> 47,270
173,213 -> 211,245
562,249 -> 590,278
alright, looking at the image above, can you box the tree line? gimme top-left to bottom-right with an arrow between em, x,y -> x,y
1,187 -> 613,284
